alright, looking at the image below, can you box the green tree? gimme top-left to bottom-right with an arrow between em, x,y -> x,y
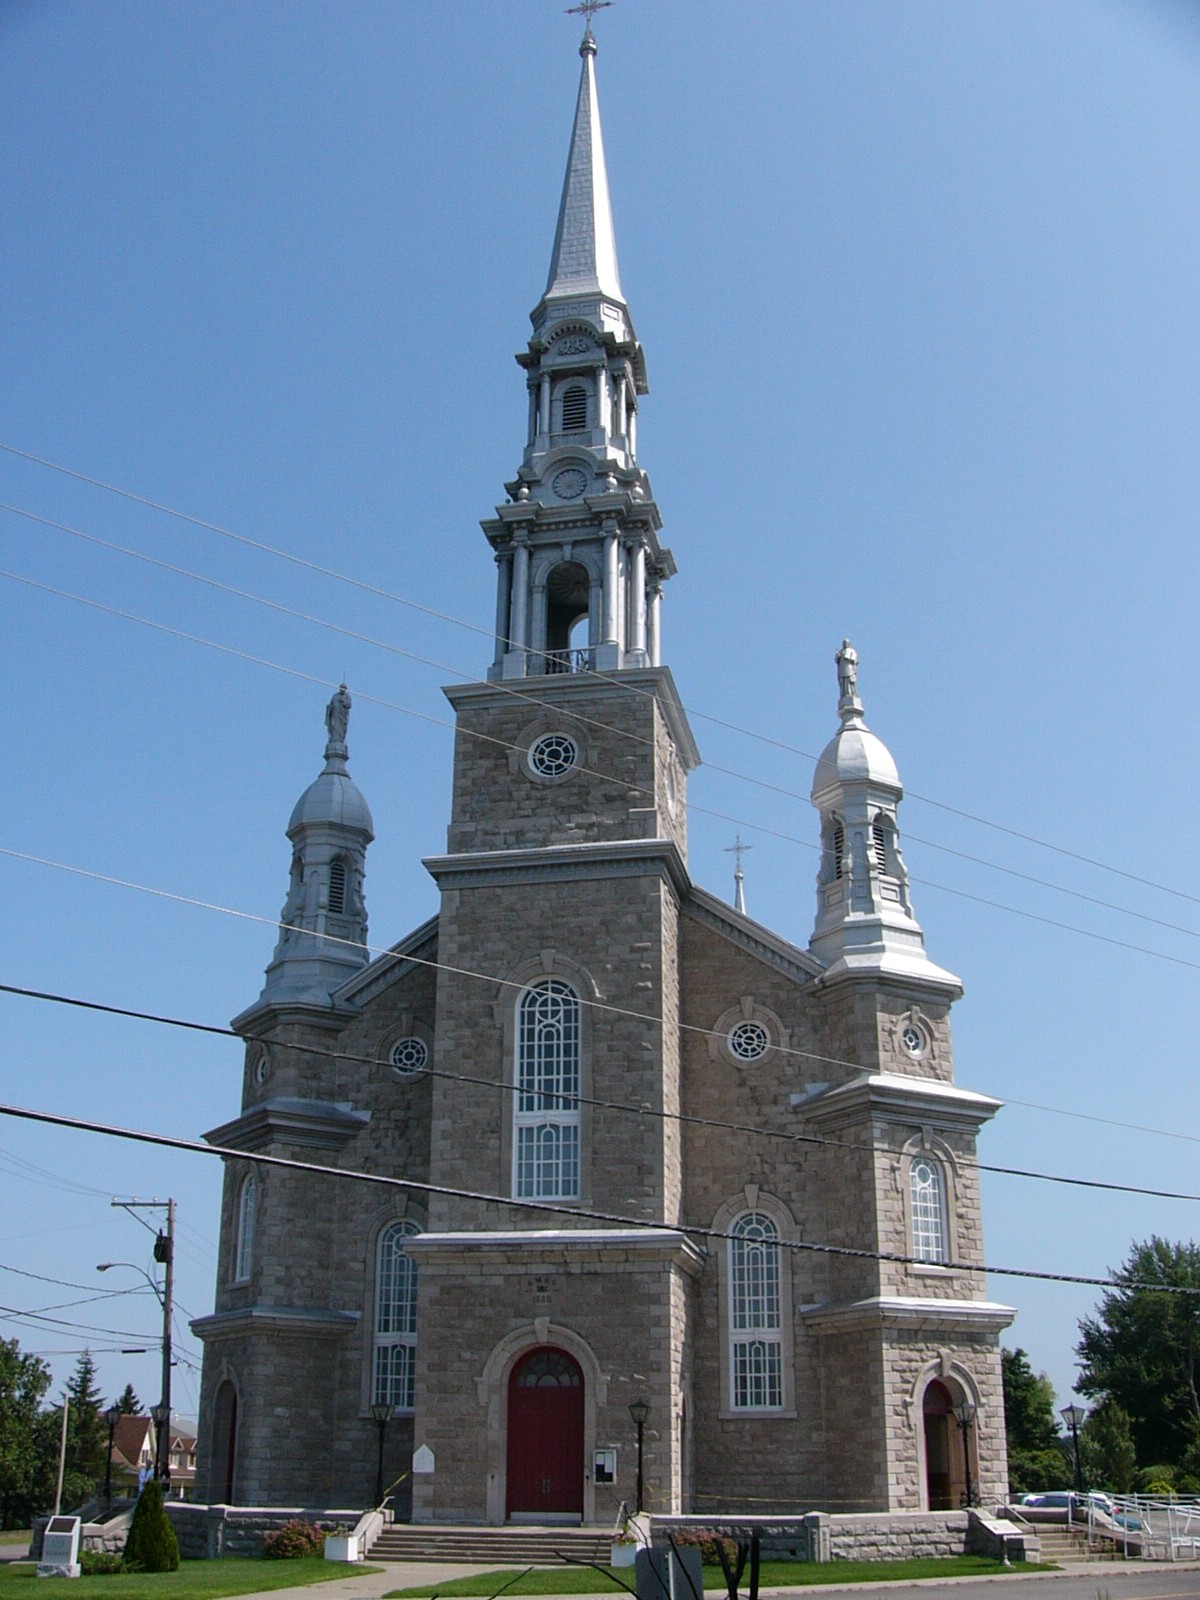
1001,1347 -> 1070,1493
1080,1400 -> 1138,1491
115,1384 -> 141,1415
55,1351 -> 108,1508
0,1338 -> 51,1529
1077,1237 -> 1200,1469
123,1478 -> 179,1572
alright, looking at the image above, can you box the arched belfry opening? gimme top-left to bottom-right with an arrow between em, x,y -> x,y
545,560 -> 591,671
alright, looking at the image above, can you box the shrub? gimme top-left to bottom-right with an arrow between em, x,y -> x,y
262,1520 -> 325,1559
669,1528 -> 739,1567
79,1550 -> 124,1575
122,1479 -> 180,1573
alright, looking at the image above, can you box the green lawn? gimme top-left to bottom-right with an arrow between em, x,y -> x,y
0,1536 -> 30,1547
0,1557 -> 380,1598
384,1556 -> 1053,1597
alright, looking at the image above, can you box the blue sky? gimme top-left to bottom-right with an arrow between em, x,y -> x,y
3,0 -> 1200,1436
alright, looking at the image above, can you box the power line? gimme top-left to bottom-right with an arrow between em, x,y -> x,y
4,438 -> 1197,913
7,566 -> 1200,976
1,1094 -> 1196,1298
4,977 -> 1200,1207
12,498 -> 1200,950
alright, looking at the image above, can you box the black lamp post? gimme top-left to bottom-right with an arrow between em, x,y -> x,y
103,1404 -> 121,1502
1062,1403 -> 1086,1495
628,1399 -> 650,1514
370,1402 -> 394,1506
953,1400 -> 977,1508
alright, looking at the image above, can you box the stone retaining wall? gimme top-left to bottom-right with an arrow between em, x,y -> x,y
164,1504 -> 359,1560
654,1509 -> 985,1564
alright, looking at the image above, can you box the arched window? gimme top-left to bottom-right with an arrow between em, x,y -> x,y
560,384 -> 587,431
373,1220 -> 420,1411
514,979 -> 581,1200
910,1156 -> 948,1263
328,858 -> 347,915
233,1175 -> 256,1282
729,1212 -> 783,1409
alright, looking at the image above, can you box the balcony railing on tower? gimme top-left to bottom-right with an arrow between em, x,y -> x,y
544,648 -> 595,675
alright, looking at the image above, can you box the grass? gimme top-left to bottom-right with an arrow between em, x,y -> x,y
0,1535 -> 30,1547
384,1555 -> 1055,1597
0,1557 -> 381,1598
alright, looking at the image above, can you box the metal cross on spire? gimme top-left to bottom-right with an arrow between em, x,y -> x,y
725,834 -> 752,916
565,1 -> 613,24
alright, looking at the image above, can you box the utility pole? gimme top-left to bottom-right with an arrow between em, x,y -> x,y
53,1396 -> 69,1515
112,1198 -> 175,1486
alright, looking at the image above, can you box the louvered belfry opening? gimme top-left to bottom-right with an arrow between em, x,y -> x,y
833,823 -> 845,879
560,383 -> 587,431
872,822 -> 888,871
328,858 -> 347,915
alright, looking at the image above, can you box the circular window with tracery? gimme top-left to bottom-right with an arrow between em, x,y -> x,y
727,1021 -> 770,1062
390,1037 -> 429,1077
900,1022 -> 928,1059
529,732 -> 579,779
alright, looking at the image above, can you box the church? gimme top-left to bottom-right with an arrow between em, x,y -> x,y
194,26 -> 1013,1523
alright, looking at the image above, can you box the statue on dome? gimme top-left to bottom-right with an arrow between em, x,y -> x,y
836,639 -> 858,703
325,683 -> 351,746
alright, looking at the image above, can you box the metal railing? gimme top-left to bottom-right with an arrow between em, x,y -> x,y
544,648 -> 595,675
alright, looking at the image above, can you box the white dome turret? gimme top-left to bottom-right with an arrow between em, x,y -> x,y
808,642 -> 959,996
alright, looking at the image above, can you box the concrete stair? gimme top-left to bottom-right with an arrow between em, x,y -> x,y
1030,1524 -> 1117,1563
368,1524 -> 616,1566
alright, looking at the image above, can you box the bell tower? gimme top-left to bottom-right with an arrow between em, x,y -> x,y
485,27 -> 674,681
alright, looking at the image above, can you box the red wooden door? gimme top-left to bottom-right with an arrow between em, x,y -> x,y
506,1347 -> 584,1518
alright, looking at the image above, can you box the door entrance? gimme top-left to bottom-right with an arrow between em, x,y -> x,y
506,1346 -> 584,1521
923,1380 -> 965,1510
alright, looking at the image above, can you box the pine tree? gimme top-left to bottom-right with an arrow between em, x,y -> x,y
116,1384 -> 141,1415
1081,1401 -> 1138,1492
61,1351 -> 108,1507
123,1477 -> 179,1572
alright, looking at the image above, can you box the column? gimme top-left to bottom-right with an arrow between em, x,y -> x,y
614,379 -> 627,438
602,529 -> 619,644
647,576 -> 663,668
526,383 -> 538,448
538,374 -> 551,437
510,537 -> 530,655
598,365 -> 612,437
493,552 -> 512,666
530,580 -> 547,674
630,540 -> 648,659
628,403 -> 637,460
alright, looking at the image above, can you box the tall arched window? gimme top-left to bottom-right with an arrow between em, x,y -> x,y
373,1220 -> 420,1411
233,1175 -> 256,1282
514,979 -> 581,1200
729,1212 -> 783,1409
910,1157 -> 948,1263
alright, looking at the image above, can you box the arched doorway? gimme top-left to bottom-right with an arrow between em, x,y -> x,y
506,1346 -> 584,1521
211,1381 -> 238,1504
923,1379 -> 966,1510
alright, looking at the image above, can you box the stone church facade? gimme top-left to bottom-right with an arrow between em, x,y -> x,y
194,30 -> 1013,1522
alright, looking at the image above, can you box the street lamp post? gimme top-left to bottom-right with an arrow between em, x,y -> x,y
98,1245 -> 173,1485
370,1403 -> 394,1506
628,1399 -> 650,1514
103,1404 -> 122,1503
953,1400 -> 977,1508
1062,1403 -> 1086,1495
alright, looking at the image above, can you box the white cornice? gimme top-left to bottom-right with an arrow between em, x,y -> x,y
203,1097 -> 370,1153
424,836 -> 691,899
334,915 -> 439,1008
800,1072 -> 1001,1129
191,1305 -> 360,1342
800,1296 -> 1015,1335
403,1227 -> 706,1275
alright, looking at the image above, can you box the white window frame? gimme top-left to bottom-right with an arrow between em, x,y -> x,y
513,979 -> 581,1201
372,1220 -> 420,1412
233,1174 -> 256,1283
729,1212 -> 784,1411
910,1155 -> 949,1264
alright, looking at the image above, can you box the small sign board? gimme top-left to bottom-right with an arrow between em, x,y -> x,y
38,1515 -> 81,1579
412,1444 -> 435,1475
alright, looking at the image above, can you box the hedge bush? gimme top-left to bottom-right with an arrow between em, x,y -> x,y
262,1520 -> 326,1559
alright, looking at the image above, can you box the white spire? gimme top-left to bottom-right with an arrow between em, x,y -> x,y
544,30 -> 624,305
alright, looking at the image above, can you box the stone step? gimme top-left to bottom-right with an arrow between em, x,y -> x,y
368,1525 -> 615,1566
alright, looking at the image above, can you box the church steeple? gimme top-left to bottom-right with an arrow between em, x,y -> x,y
809,643 -> 960,995
483,28 -> 675,682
